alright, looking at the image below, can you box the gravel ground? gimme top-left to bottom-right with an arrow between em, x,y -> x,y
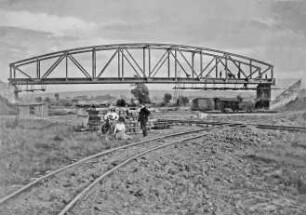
0,125 -> 205,215
72,124 -> 306,215
1,112 -> 305,215
209,111 -> 306,127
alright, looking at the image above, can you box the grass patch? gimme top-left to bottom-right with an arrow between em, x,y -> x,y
281,169 -> 306,194
292,142 -> 306,150
242,129 -> 306,196
0,117 -> 132,191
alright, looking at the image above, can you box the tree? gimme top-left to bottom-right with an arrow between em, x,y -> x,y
163,93 -> 172,104
44,97 -> 51,103
60,99 -> 72,107
237,95 -> 243,102
131,83 -> 150,104
176,96 -> 189,106
54,93 -> 60,101
116,98 -> 127,107
130,98 -> 137,107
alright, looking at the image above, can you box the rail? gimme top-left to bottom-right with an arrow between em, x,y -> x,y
58,133 -> 207,215
0,128 -> 207,207
156,119 -> 306,133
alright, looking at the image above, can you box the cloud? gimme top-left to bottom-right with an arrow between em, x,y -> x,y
271,0 -> 306,36
0,0 -> 305,84
0,9 -> 98,37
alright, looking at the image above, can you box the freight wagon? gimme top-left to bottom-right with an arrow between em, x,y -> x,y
191,98 -> 214,111
192,97 -> 258,112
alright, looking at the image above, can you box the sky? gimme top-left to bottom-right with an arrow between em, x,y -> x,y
0,0 -> 305,91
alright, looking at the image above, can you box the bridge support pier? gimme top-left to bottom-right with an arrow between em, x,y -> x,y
256,84 -> 271,109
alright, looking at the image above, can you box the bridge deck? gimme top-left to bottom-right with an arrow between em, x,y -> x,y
9,77 -> 274,85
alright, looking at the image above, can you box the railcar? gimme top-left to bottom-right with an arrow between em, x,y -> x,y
192,97 -> 262,112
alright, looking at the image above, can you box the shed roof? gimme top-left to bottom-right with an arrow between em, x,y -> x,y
15,102 -> 46,106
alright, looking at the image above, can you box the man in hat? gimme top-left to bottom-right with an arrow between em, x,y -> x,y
138,104 -> 151,137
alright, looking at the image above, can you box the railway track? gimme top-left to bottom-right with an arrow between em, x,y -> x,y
156,119 -> 306,133
0,128 -> 209,215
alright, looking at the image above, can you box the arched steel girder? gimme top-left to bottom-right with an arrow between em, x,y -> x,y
9,43 -> 274,86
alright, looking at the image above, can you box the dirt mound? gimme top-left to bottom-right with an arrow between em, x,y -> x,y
74,126 -> 306,214
0,95 -> 18,115
274,88 -> 306,112
280,96 -> 306,111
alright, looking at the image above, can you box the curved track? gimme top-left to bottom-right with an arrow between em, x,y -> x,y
58,133 -> 208,215
0,128 -> 208,214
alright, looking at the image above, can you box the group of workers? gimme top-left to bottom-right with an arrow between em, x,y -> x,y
102,105 -> 151,140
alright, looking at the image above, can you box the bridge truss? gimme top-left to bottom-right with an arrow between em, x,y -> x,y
9,43 -> 274,88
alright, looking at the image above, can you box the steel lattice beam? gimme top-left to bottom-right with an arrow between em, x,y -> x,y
8,43 -> 274,86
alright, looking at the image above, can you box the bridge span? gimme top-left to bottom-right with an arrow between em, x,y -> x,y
9,43 -> 274,106
9,43 -> 274,87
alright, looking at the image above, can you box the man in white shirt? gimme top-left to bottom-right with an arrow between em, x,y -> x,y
103,106 -> 119,134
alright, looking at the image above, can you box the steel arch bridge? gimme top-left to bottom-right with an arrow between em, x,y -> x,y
9,43 -> 274,88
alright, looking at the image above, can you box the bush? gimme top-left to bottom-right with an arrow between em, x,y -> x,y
44,97 -> 51,103
35,97 -> 42,103
59,99 -> 73,107
176,96 -> 189,106
116,98 -> 127,107
54,93 -> 60,101
163,93 -> 172,104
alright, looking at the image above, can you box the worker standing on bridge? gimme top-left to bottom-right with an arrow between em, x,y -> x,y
138,104 -> 151,137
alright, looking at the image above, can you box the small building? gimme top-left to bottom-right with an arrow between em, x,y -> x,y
16,102 -> 48,118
